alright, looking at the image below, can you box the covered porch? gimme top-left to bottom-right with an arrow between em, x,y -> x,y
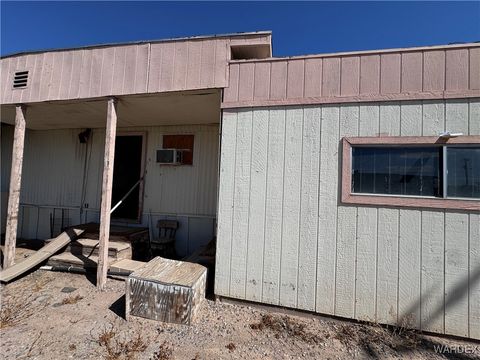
1,89 -> 221,288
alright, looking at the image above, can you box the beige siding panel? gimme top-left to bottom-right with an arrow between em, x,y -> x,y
421,211 -> 445,333
245,109 -> 268,301
400,101 -> 422,135
398,210 -> 421,328
445,100 -> 469,135
470,100 -> 480,135
286,60 -> 304,99
360,55 -> 380,95
200,40 -> 216,88
279,108 -> 303,308
238,63 -> 255,102
224,63 -> 239,103
214,40 -> 228,86
0,57 -> 11,103
470,213 -> 480,339
229,111 -> 252,299
100,47 -> 116,96
214,99 -> 479,339
67,50 -> 83,98
340,57 -> 360,96
423,51 -> 445,92
401,52 -> 423,92
262,109 -> 286,305
215,112 -> 237,296
159,43 -> 176,92
133,44 -> 149,94
150,43 -> 166,91
186,41 -> 203,89
270,61 -> 288,100
379,102 -> 401,136
444,213 -> 469,337
469,48 -> 480,90
422,101 -> 445,136
297,107 -> 320,311
376,208 -> 399,325
78,49 -> 94,98
322,58 -> 341,97
359,104 -> 380,136
445,49 -> 469,91
335,105 -> 359,318
355,104 -> 379,321
173,42 -> 188,90
253,62 -> 271,100
355,207 -> 377,321
110,46 -> 127,95
304,58 -> 322,98
316,106 -> 339,314
88,49 -> 104,98
380,53 -> 401,94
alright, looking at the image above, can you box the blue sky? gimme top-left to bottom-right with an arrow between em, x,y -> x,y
1,1 -> 479,57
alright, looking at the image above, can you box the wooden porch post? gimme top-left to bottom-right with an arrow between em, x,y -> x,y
3,105 -> 27,269
97,98 -> 117,290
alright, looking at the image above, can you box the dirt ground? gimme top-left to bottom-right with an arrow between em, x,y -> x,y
1,266 -> 479,359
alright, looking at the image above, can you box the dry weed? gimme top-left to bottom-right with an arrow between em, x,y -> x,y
226,342 -> 236,352
97,324 -> 149,360
0,293 -> 44,329
61,294 -> 83,305
250,314 -> 323,344
334,314 -> 421,357
150,341 -> 174,360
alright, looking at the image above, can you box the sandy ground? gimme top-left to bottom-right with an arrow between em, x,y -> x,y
1,265 -> 480,359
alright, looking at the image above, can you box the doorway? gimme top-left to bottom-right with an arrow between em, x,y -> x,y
111,134 -> 145,221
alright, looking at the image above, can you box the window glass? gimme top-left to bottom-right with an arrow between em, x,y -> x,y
352,147 -> 441,197
446,147 -> 480,198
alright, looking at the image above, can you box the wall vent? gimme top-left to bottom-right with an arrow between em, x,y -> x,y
13,71 -> 29,89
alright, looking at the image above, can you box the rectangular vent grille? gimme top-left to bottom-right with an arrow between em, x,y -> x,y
13,71 -> 29,88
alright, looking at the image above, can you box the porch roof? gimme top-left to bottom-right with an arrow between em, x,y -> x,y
0,89 -> 221,130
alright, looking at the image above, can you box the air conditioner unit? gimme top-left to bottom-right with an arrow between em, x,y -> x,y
156,149 -> 183,165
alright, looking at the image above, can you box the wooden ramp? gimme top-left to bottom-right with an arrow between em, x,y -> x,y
0,228 -> 84,283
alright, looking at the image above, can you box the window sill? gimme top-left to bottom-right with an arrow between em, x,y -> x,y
342,193 -> 480,211
341,136 -> 480,212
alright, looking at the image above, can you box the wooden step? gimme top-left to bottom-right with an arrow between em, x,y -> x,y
66,238 -> 132,260
47,252 -> 117,269
110,259 -> 147,274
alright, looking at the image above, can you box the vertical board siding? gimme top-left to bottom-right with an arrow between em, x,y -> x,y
470,213 -> 480,339
279,108 -> 303,308
1,123 -> 219,244
297,107 -> 320,311
261,109 -> 286,305
377,208 -> 399,325
215,112 -> 237,296
316,106 -> 339,314
335,105 -> 359,318
216,98 -> 480,340
222,45 -> 479,107
444,213 -> 469,337
1,35 -> 248,104
245,109 -> 268,300
229,111 -> 252,299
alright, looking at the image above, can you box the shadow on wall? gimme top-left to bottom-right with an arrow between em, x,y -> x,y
402,263 -> 480,334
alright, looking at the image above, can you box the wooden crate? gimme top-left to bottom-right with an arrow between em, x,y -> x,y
126,257 -> 207,325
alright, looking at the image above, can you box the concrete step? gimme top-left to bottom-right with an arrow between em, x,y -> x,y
66,238 -> 132,260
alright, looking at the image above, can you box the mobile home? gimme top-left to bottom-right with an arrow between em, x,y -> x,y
1,32 -> 479,339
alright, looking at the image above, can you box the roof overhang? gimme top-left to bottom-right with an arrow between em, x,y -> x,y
0,89 -> 221,130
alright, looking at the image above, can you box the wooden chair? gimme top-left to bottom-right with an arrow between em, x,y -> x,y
149,220 -> 178,259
